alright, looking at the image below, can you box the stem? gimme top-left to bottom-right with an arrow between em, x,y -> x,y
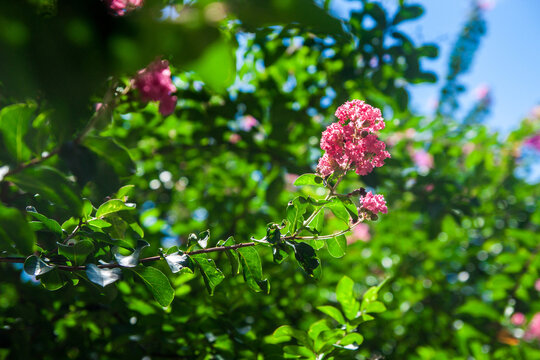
285,217 -> 365,241
3,149 -> 60,178
0,242 -> 257,271
294,171 -> 347,237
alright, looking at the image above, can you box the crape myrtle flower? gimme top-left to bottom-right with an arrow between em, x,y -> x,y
132,59 -> 178,116
107,0 -> 143,16
317,100 -> 390,177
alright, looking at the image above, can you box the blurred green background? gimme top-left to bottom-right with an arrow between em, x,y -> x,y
0,0 -> 539,359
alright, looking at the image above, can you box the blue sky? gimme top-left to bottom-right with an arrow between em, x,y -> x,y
331,0 -> 540,134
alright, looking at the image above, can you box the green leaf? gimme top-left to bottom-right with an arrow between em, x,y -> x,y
164,251 -> 195,274
237,246 -> 269,293
325,198 -> 350,225
6,166 -> 83,216
317,305 -> 346,324
312,210 -> 325,234
58,240 -> 95,265
82,136 -> 135,177
286,196 -> 308,233
308,319 -> 331,341
82,199 -> 94,220
26,207 -> 63,236
131,266 -> 174,307
393,4 -> 424,25
0,103 -> 35,163
23,255 -> 55,276
456,299 -> 500,320
186,39 -> 235,92
0,204 -> 36,254
113,240 -> 149,268
364,301 -> 387,314
339,333 -> 364,347
338,197 -> 359,223
288,241 -> 320,277
326,234 -> 347,258
192,254 -> 225,296
96,199 -> 136,218
86,264 -> 122,287
273,325 -> 311,346
79,230 -> 133,250
216,237 -> 240,275
116,185 -> 135,200
86,218 -> 112,229
336,276 -> 359,320
38,269 -> 68,291
293,173 -> 324,187
283,345 -> 314,358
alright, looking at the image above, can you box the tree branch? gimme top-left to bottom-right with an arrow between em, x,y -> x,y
0,242 -> 257,271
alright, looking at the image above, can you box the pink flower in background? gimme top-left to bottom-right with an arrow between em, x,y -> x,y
474,84 -> 491,100
239,115 -> 259,131
511,313 -> 526,326
425,184 -> 434,192
525,313 -> 540,341
531,105 -> 540,119
348,223 -> 371,244
412,149 -> 434,172
535,279 -> 540,291
462,143 -> 475,156
477,0 -> 495,11
360,191 -> 387,215
286,173 -> 299,185
229,134 -> 241,144
132,59 -> 177,116
107,0 -> 143,16
524,134 -> 540,152
317,100 -> 390,176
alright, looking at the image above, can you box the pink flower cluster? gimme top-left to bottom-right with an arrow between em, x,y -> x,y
107,0 -> 143,16
524,134 -> 540,152
360,191 -> 387,215
132,59 -> 177,116
525,313 -> 540,341
317,100 -> 390,177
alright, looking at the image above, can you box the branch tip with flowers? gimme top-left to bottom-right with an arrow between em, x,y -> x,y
0,100 -> 390,303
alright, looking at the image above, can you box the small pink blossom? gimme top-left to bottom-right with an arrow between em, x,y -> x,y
348,223 -> 371,244
474,84 -> 491,100
535,279 -> 540,291
239,115 -> 259,131
511,312 -> 526,326
525,313 -> 540,341
107,0 -> 143,16
412,149 -> 434,171
425,184 -> 434,192
530,105 -> 540,119
317,100 -> 390,177
132,59 -> 177,116
360,191 -> 387,215
229,133 -> 241,144
524,134 -> 540,152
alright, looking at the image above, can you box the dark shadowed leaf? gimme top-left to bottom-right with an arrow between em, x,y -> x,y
58,240 -> 94,265
131,266 -> 174,307
6,166 -> 83,216
0,204 -> 36,254
237,246 -> 269,293
192,254 -> 225,296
